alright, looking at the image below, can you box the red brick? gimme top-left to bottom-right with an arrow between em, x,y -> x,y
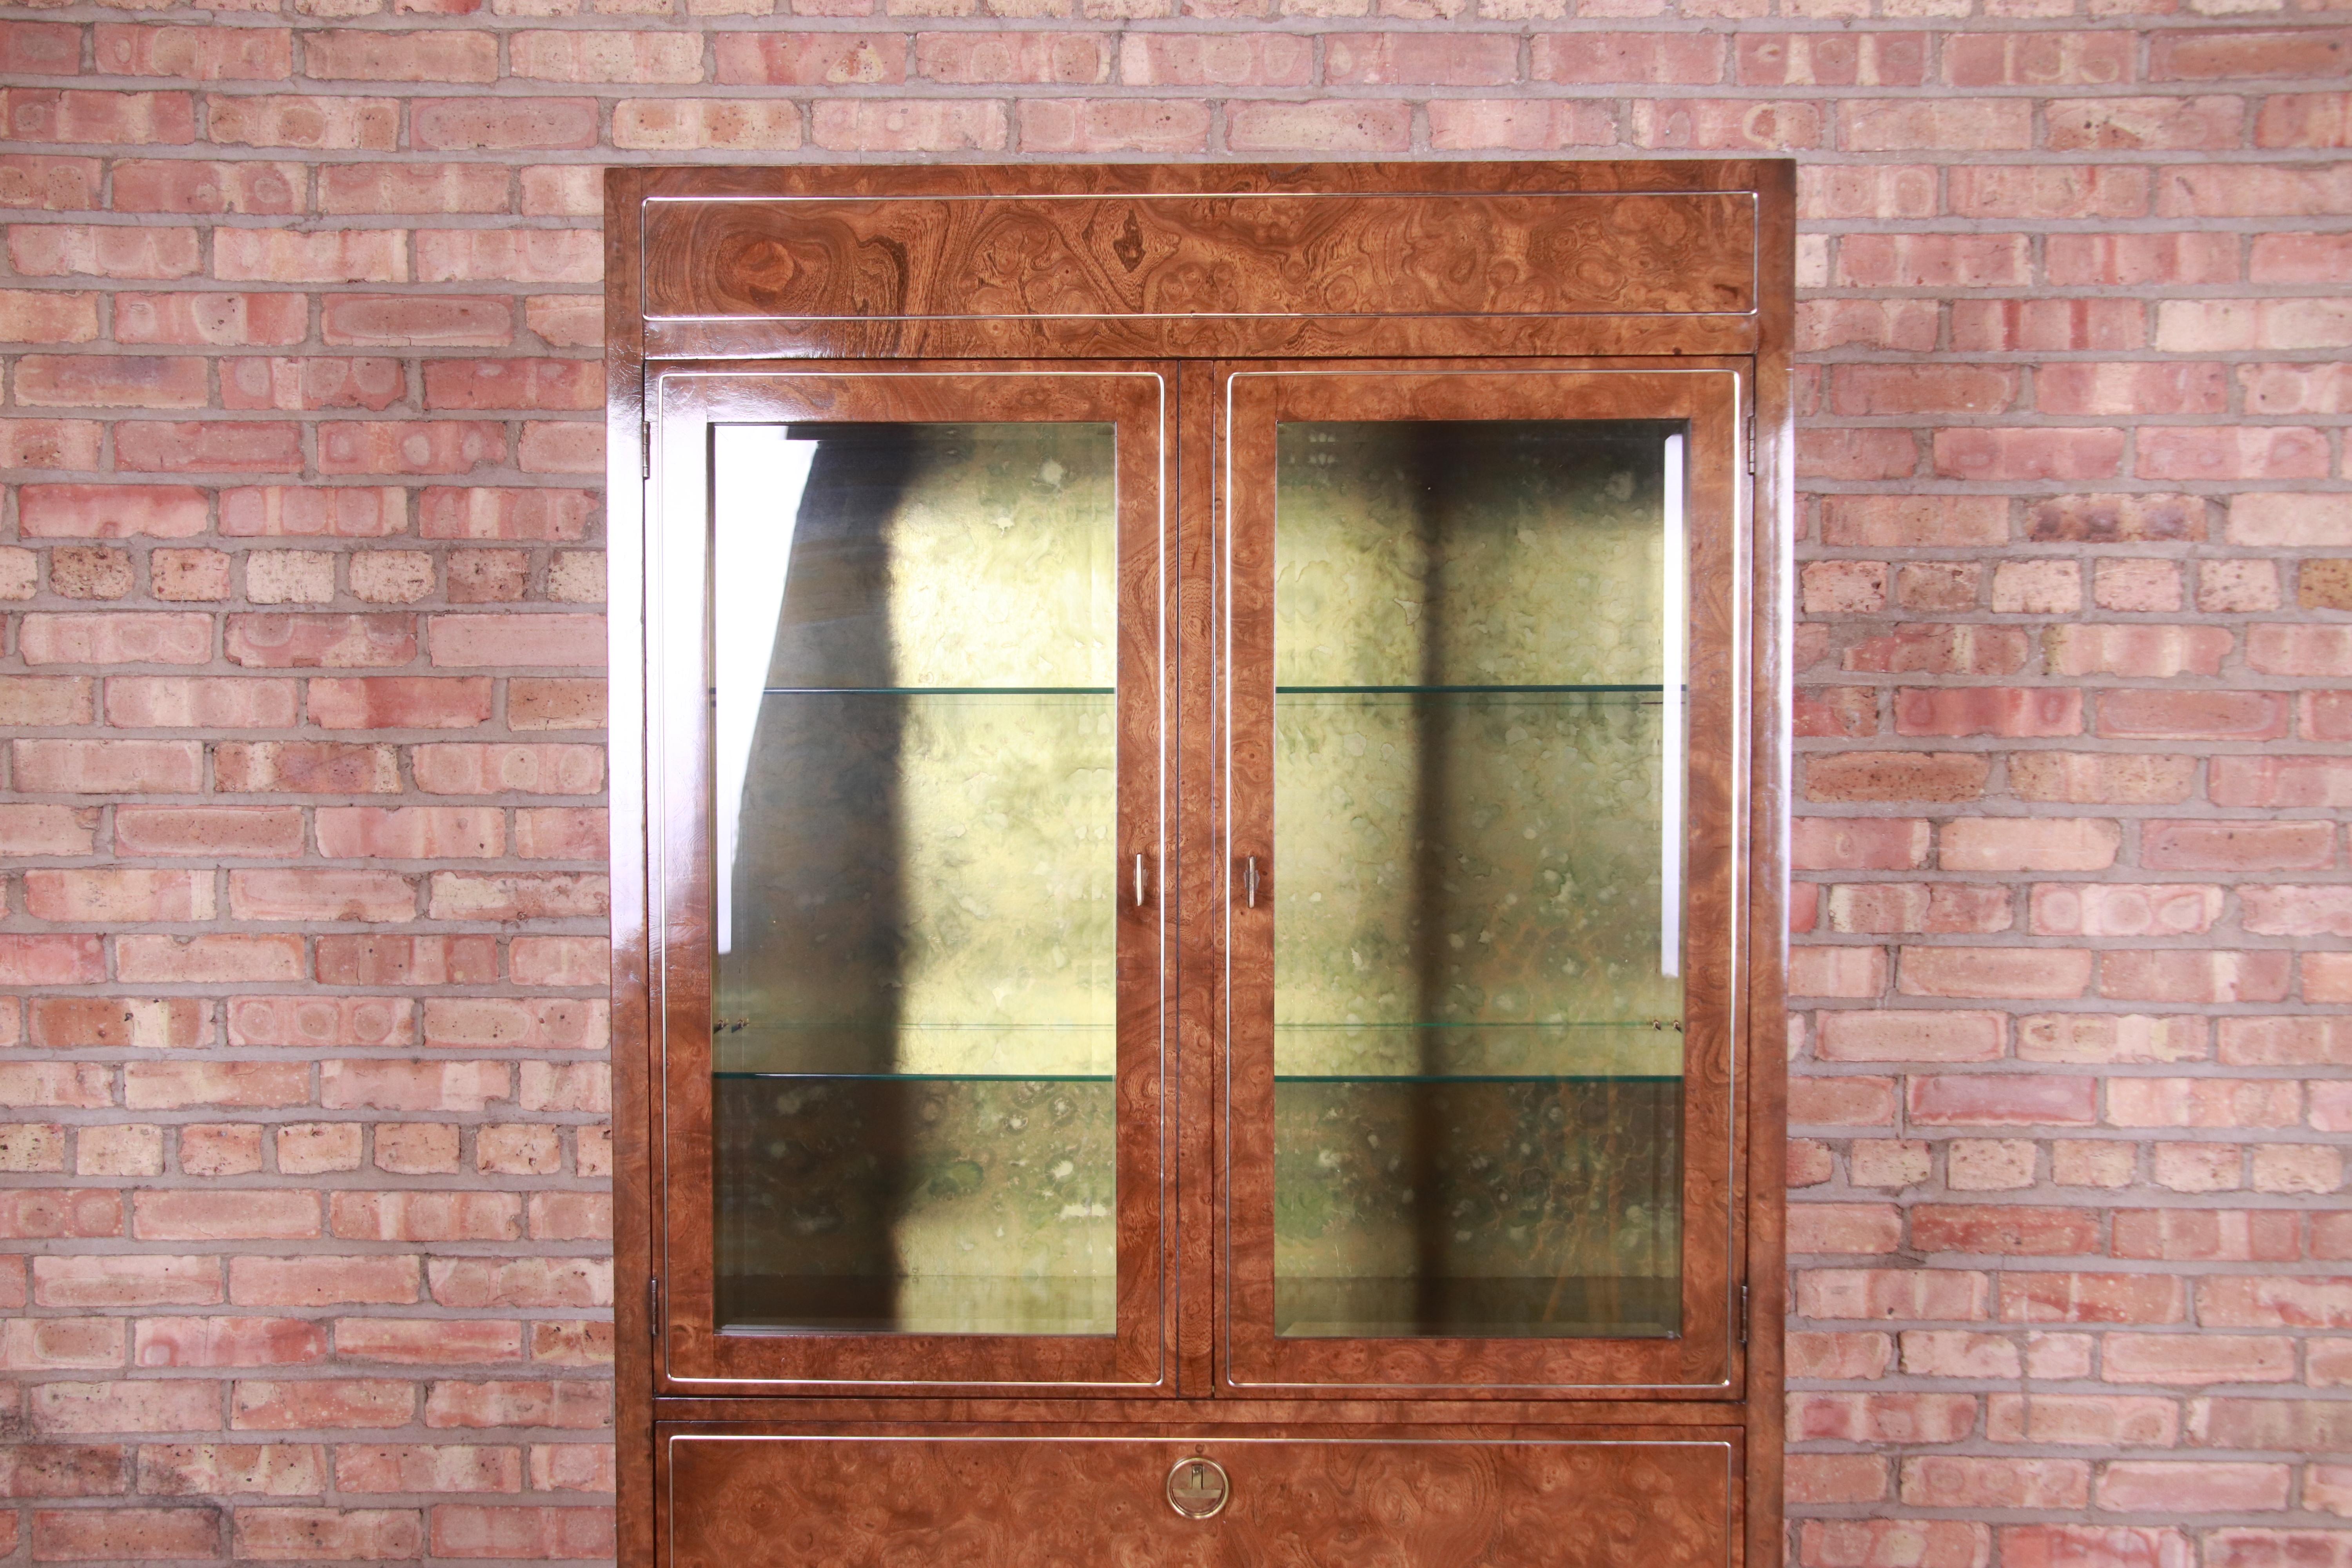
227,1256 -> 417,1308
2211,755 -> 2352,808
2047,232 -> 2239,287
1899,947 -> 2093,1000
1952,299 -> 2145,353
2104,1334 -> 2295,1387
15,738 -> 202,793
1526,33 -> 1722,87
301,28 -> 496,82
427,1259 -> 610,1311
0,21 -> 78,74
1840,233 -> 2030,289
323,294 -> 513,348
229,1380 -> 412,1431
1801,1521 -> 1990,1568
509,937 -> 606,987
116,292 -> 306,347
204,94 -> 397,151
317,421 -> 507,476
1961,169 -> 2150,227
226,996 -> 408,1049
1797,428 -> 1918,481
0,1186 -> 121,1238
423,1381 -> 606,1431
17,355 -> 207,410
2102,950 -> 2291,1004
419,488 -> 594,541
4,89 -> 195,145
1117,33 -> 1308,87
318,163 -> 511,216
132,1318 -> 324,1370
227,869 -> 416,923
335,1319 -> 521,1366
1844,625 -> 2032,677
1742,32 -> 1924,86
2250,231 -> 2352,283
1945,31 -> 2132,86
1940,818 -> 2118,872
315,935 -> 495,987
0,419 -> 103,470
335,1445 -> 523,1495
1902,1455 -> 2089,1510
712,33 -> 906,85
1807,753 -> 1989,804
1016,100 -> 1210,156
1221,100 -> 1411,155
2049,95 -> 2246,151
2046,624 -> 2232,679
2032,884 -> 2220,938
422,359 -> 597,412
1817,1010 -> 2004,1062
1790,1391 -> 1980,1444
914,30 -> 1111,84
413,744 -> 603,796
2140,426 -> 2330,482
114,421 -> 300,475
2097,690 -> 2289,741
224,613 -> 416,670
421,998 -> 605,1053
330,1192 -> 521,1243
2150,28 -> 2347,80
34,1256 -> 220,1309
2001,1272 -> 2187,1325
31,1508 -> 220,1560
1792,818 -> 1930,871
0,289 -> 101,344
104,677 -> 296,729
112,806 -> 302,859
429,1504 -> 613,1559
220,486 -> 404,539
1934,427 -> 2126,482
428,613 -> 603,668
1913,1204 -> 2100,1255
233,1508 -> 423,1562
1896,688 -> 2081,739
24,868 -> 212,923
811,100 -> 1010,152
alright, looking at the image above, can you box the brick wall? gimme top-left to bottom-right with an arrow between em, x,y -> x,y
0,9 -> 2346,1568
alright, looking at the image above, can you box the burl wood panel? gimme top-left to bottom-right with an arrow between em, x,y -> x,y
666,1432 -> 1733,1568
641,193 -> 1754,348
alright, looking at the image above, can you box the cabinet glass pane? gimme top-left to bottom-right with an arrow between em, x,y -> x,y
711,421 -> 1118,1337
1272,420 -> 1686,1340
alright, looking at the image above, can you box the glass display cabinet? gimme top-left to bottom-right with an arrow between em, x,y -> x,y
608,162 -> 1791,1568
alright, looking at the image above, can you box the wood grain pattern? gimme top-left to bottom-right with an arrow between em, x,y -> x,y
666,1429 -> 1735,1568
608,160 -> 1792,1568
642,192 -> 1755,323
1221,365 -> 1745,1397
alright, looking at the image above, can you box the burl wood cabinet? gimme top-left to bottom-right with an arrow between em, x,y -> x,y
606,161 -> 1792,1568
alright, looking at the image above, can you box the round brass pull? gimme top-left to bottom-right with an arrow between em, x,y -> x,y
1165,1457 -> 1229,1520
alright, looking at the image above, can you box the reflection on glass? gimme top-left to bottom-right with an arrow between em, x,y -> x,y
711,421 -> 1118,1336
1272,420 -> 1688,1339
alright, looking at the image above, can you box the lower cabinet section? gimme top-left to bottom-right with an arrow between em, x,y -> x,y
662,1427 -> 1737,1568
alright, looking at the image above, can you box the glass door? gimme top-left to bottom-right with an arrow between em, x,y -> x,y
651,368 -> 1168,1390
1222,367 -> 1746,1392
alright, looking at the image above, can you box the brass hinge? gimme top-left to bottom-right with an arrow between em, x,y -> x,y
641,420 -> 652,481
1739,1284 -> 1749,1345
1744,410 -> 1757,475
648,1276 -> 662,1339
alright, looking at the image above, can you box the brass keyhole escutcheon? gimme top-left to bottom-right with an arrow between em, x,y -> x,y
1165,1457 -> 1229,1520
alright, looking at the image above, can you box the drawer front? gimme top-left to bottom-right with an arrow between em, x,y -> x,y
665,1430 -> 1735,1568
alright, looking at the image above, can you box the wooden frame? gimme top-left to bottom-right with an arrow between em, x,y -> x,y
608,159 -> 1792,1568
1220,364 -> 1748,1396
644,366 -> 1171,1394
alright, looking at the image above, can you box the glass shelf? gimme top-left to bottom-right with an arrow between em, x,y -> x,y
1276,683 -> 1665,695
715,1071 -> 1112,1083
762,686 -> 1114,696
